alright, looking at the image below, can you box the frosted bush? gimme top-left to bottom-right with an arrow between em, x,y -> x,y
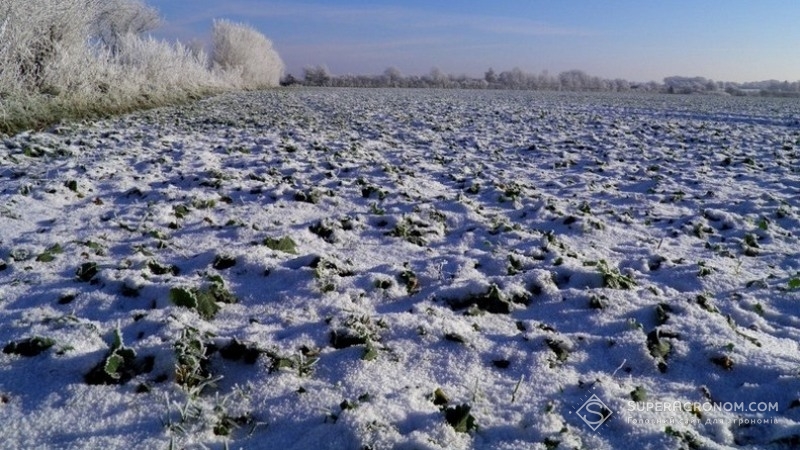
0,0 -> 283,135
93,0 -> 161,53
211,19 -> 284,89
114,34 -> 222,93
0,0 -> 96,92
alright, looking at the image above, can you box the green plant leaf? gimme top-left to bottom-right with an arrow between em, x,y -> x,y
545,338 -> 570,362
212,255 -> 236,270
36,252 -> 56,262
170,287 -> 197,309
432,388 -> 449,407
446,284 -> 514,314
631,386 -> 647,402
263,236 -> 298,254
111,327 -> 124,351
207,274 -> 225,286
3,336 -> 56,356
209,283 -> 237,305
173,204 -> 190,219
398,269 -> 420,294
76,262 -> 99,282
170,283 -> 231,320
83,241 -> 105,255
36,243 -> 63,262
648,337 -> 671,359
193,289 -> 221,320
444,404 -> 478,433
104,353 -> 125,380
362,343 -> 378,361
148,261 -> 178,276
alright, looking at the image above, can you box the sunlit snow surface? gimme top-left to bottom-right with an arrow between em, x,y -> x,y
2,89 -> 800,449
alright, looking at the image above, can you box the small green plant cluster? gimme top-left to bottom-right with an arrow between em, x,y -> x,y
329,315 -> 384,361
163,329 -> 263,442
742,233 -> 760,257
398,265 -> 421,294
697,261 -> 715,277
85,326 -> 152,385
211,392 -> 256,437
3,336 -> 55,357
212,255 -> 237,270
36,243 -> 64,263
387,216 -> 437,246
630,386 -> 647,402
148,260 -> 180,276
498,182 -> 524,203
647,329 -> 679,373
76,262 -> 99,282
447,284 -> 528,314
170,275 -> 237,320
665,426 -> 702,449
294,189 -> 323,204
582,260 -> 636,289
269,347 -> 319,377
262,236 -> 298,254
173,327 -> 216,393
545,338 -> 570,364
360,183 -> 387,200
309,221 -> 335,243
311,257 -> 355,293
430,388 -> 478,433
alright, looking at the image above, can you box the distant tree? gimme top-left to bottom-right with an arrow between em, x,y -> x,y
280,73 -> 299,86
303,65 -> 331,86
383,66 -> 402,87
558,70 -> 590,90
495,68 -> 517,89
536,70 -> 557,90
663,76 -> 713,94
484,68 -> 497,85
609,78 -> 630,92
426,67 -> 447,88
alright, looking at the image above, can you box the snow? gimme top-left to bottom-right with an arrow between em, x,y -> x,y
1,88 -> 800,449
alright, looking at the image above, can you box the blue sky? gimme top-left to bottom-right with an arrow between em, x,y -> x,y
147,0 -> 800,82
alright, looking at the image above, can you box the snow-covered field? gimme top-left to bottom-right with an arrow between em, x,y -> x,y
2,88 -> 800,449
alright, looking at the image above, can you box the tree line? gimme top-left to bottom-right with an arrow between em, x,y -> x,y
288,65 -> 800,97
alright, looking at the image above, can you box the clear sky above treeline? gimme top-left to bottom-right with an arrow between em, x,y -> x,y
148,0 -> 800,83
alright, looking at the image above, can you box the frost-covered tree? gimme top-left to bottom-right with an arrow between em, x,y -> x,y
0,0 -> 97,91
558,70 -> 589,90
211,19 -> 284,89
303,65 -> 331,86
663,76 -> 715,94
93,0 -> 160,54
426,67 -> 447,88
383,66 -> 403,87
484,68 -> 497,85
498,67 -> 526,89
